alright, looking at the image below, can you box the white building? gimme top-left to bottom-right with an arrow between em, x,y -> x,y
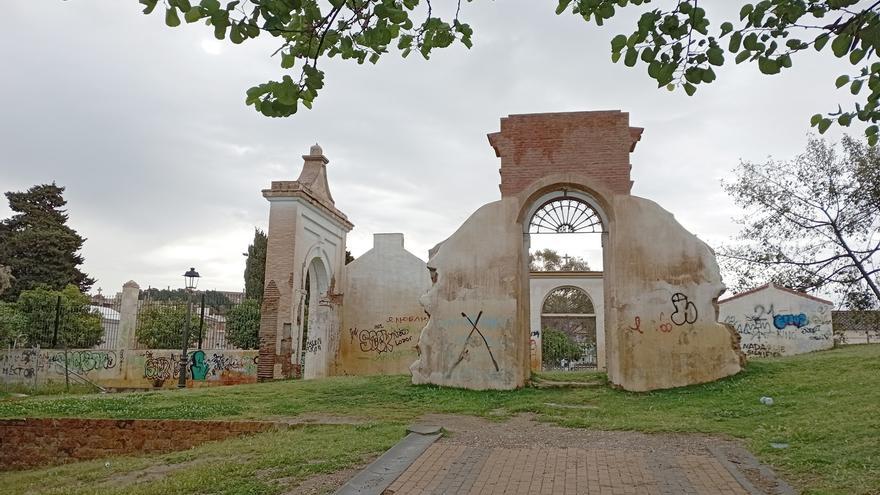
719,283 -> 834,358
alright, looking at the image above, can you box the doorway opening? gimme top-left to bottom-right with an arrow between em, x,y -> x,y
524,190 -> 608,372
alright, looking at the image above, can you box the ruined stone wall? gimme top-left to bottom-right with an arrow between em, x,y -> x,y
0,348 -> 258,389
334,233 -> 431,376
412,110 -> 744,391
410,199 -> 527,390
605,196 -> 744,391
720,285 -> 833,357
0,418 -> 276,471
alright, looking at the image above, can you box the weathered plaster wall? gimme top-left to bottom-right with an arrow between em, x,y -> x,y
605,196 -> 744,391
409,110 -> 744,392
0,348 -> 258,389
410,199 -> 528,390
334,233 -> 430,376
529,274 -> 605,371
719,284 -> 833,357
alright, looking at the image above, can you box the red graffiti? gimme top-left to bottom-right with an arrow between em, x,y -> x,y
628,316 -> 643,334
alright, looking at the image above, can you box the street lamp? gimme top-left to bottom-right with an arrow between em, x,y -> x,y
177,267 -> 200,389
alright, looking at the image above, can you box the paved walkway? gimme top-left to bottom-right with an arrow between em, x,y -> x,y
386,443 -> 748,494
381,414 -> 791,495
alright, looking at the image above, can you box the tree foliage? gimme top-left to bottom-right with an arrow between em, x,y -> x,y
0,265 -> 12,299
720,135 -> 880,309
138,0 -> 880,140
244,228 -> 267,302
0,184 -> 94,302
139,0 -> 473,117
541,327 -> 583,365
136,303 -> 200,348
529,249 -> 591,272
0,285 -> 104,349
225,298 -> 261,349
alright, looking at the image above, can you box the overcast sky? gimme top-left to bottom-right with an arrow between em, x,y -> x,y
1,1 -> 857,294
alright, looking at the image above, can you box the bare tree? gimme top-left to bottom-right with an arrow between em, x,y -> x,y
721,136 -> 880,309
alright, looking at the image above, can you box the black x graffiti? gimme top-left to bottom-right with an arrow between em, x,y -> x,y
451,311 -> 500,372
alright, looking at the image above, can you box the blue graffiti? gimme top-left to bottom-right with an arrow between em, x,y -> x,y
773,313 -> 809,330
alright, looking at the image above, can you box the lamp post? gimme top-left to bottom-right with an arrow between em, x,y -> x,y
177,267 -> 200,389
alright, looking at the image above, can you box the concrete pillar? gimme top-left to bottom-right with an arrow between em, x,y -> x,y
118,281 -> 140,350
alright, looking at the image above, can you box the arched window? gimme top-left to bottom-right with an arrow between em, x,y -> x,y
529,197 -> 603,234
541,286 -> 597,368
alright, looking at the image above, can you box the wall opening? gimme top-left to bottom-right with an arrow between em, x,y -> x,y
540,286 -> 597,370
523,189 -> 609,373
301,257 -> 331,379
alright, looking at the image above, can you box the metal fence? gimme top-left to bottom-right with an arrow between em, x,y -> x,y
135,290 -> 248,350
10,293 -> 122,350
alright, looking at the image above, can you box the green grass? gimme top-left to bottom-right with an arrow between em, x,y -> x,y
1,345 -> 878,495
2,423 -> 402,495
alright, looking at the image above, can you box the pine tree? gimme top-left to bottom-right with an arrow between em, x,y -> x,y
0,184 -> 94,301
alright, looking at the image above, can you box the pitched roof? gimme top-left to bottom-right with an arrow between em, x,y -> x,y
719,283 -> 833,305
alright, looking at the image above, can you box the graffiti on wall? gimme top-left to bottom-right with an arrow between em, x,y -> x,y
141,350 -> 259,383
626,292 -> 698,335
143,351 -> 180,382
348,315 -> 426,356
49,350 -> 117,375
670,293 -> 698,325
188,350 -> 259,381
304,337 -> 322,354
450,311 -> 500,373
773,313 -> 809,330
0,349 -> 41,378
724,302 -> 832,357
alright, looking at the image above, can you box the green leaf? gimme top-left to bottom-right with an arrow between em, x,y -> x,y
835,75 -> 850,88
810,114 -> 822,126
184,7 -> 202,23
758,57 -> 780,75
740,4 -> 753,20
230,24 -> 244,44
140,0 -> 158,15
611,51 -> 622,63
200,0 -> 220,11
850,48 -> 866,64
720,22 -> 734,36
735,51 -> 750,64
729,31 -> 742,52
838,113 -> 852,126
707,46 -> 724,66
817,118 -> 832,133
165,8 -> 181,27
556,0 -> 573,15
851,79 -> 863,95
684,83 -> 697,96
814,33 -> 830,52
611,34 -> 627,52
624,47 -> 638,67
832,34 -> 851,58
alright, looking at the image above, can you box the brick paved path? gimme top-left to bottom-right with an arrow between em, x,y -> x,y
380,414 -> 786,495
386,443 -> 749,494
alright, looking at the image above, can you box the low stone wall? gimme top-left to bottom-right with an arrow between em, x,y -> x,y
0,348 -> 259,389
0,418 -> 277,471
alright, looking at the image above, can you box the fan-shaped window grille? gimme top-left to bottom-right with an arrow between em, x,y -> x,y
529,197 -> 603,234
